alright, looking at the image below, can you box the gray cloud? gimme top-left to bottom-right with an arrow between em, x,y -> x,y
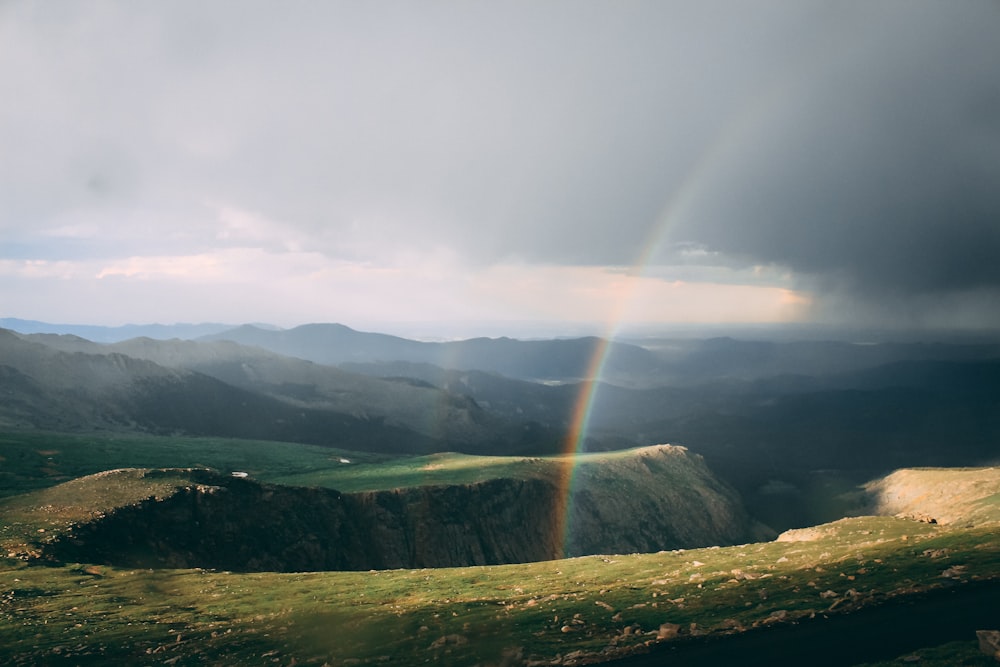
664,3 -> 1000,325
1,1 -> 998,329
0,2 -> 821,258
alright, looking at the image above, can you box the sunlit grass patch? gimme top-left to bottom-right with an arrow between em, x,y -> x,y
0,430 -> 382,498
3,430 -> 1000,665
2,513 -> 998,665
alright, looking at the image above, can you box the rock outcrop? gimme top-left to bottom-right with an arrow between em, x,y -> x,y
41,445 -> 761,572
45,471 -> 562,571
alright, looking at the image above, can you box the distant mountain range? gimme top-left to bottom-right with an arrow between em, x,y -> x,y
3,320 -> 999,531
198,323 -> 662,384
0,318 -> 249,342
7,318 -> 1000,384
0,328 -> 561,455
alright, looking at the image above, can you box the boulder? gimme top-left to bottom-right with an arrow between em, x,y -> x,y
657,622 -> 681,640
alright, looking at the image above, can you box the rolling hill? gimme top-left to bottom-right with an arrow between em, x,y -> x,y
19,331 -> 561,454
0,328 -> 562,455
1,444 -> 763,572
200,322 -> 662,384
6,324 -> 1000,533
1,432 -> 998,665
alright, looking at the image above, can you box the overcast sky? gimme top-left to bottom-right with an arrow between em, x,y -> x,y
2,1 -> 999,338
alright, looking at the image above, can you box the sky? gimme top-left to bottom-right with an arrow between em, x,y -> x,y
2,1 -> 999,339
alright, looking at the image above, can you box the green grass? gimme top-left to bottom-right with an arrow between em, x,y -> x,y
0,429 -> 390,498
3,430 -> 1000,665
1,513 -> 998,665
0,428 -> 718,495
268,445 -> 702,493
269,451 -> 558,492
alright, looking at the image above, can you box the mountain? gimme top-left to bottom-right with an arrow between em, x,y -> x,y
340,355 -> 1000,531
201,322 -> 662,383
0,328 -> 472,453
6,323 -> 1000,532
641,336 -> 1000,384
0,318 -> 245,342
19,332 -> 562,454
9,445 -> 762,571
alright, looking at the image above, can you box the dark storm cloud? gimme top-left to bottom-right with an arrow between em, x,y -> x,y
2,1 -> 998,329
666,3 -> 1000,316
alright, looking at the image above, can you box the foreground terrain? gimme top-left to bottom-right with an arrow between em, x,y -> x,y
1,431 -> 998,665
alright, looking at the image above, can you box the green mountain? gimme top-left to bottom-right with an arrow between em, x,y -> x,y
201,322 -> 662,383
20,332 -> 561,454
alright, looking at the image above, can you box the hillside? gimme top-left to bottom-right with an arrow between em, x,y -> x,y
22,332 -> 560,454
0,444 -> 763,570
200,322 -> 661,383
0,329 -> 560,455
864,466 -> 1000,526
1,461 -> 999,665
7,325 -> 1000,535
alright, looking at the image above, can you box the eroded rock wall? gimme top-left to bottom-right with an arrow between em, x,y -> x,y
44,446 -> 761,571
46,474 -> 563,571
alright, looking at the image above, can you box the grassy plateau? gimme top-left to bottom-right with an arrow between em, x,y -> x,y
1,429 -> 999,665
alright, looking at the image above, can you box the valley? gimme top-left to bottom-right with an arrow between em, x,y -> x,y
1,322 -> 999,665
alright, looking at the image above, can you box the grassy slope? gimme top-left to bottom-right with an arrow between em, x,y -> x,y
1,430 -> 999,665
0,430 -> 388,499
1,517 -> 998,665
865,466 -> 1000,526
0,428 -> 723,496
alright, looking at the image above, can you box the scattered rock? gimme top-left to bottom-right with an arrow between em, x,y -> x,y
562,650 -> 590,665
719,618 -> 744,632
763,610 -> 789,624
941,565 -> 968,579
657,622 -> 681,640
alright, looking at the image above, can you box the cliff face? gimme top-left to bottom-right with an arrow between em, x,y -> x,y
562,445 -> 768,557
44,446 -> 760,572
45,472 -> 562,571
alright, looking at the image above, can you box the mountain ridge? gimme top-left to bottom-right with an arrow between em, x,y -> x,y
198,322 -> 662,383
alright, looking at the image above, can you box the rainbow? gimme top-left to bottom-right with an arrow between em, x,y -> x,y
552,92 -> 777,556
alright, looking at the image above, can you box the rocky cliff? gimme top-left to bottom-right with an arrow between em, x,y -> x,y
41,446 -> 761,571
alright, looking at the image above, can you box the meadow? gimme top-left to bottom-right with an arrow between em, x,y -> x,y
1,429 -> 998,665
